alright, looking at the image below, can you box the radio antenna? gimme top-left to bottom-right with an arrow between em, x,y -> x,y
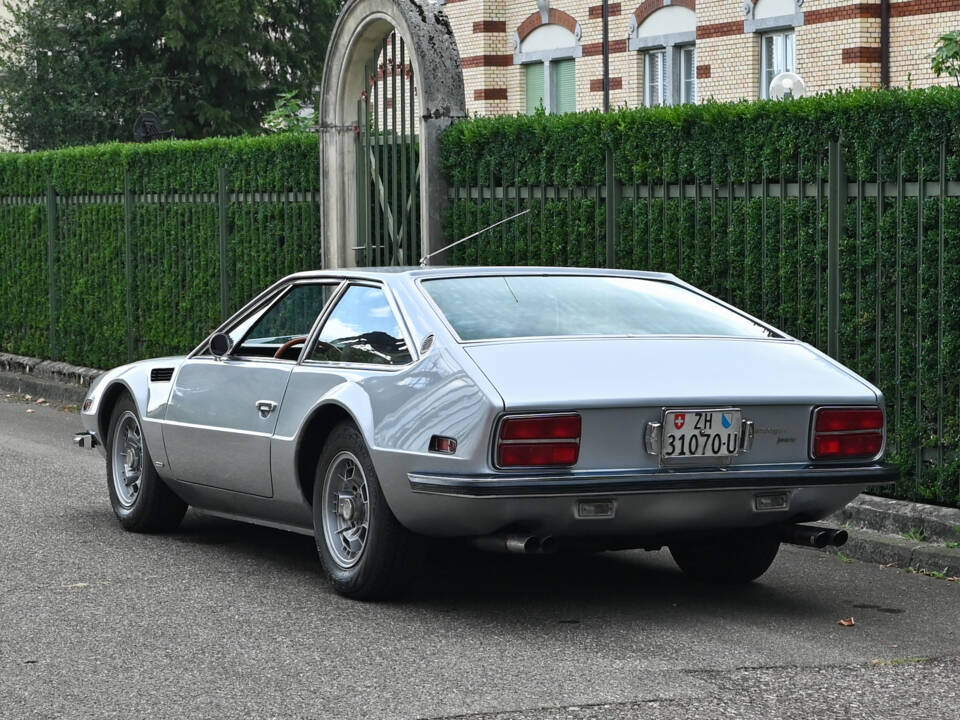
419,209 -> 530,267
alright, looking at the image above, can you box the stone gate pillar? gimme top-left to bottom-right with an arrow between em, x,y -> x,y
319,0 -> 467,267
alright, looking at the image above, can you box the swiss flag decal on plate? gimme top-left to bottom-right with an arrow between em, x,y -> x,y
673,413 -> 686,430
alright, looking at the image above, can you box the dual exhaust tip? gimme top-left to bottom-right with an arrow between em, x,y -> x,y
779,524 -> 848,549
471,534 -> 558,555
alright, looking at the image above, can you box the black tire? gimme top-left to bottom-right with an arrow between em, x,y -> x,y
105,394 -> 187,533
669,529 -> 780,583
312,422 -> 419,600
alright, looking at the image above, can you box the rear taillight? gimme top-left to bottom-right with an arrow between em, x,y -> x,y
497,413 -> 581,468
812,407 -> 884,460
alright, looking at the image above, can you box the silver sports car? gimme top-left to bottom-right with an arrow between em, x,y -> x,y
75,267 -> 897,598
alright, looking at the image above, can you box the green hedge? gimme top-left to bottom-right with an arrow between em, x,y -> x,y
0,133 -> 321,369
441,88 -> 960,508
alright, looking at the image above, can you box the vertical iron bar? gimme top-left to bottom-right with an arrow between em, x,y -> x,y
218,167 -> 229,321
876,152 -> 883,386
816,151 -> 823,349
45,184 -> 57,359
856,172 -> 863,373
399,38 -> 408,264
391,33 -> 399,264
895,154 -> 903,452
409,54 -> 417,259
124,172 -> 134,361
916,152 -> 924,486
827,140 -> 844,359
373,54 -> 381,267
605,147 -> 616,267
363,65 -> 373,267
937,141 -> 945,468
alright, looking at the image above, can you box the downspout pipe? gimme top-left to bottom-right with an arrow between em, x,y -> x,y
881,0 -> 890,88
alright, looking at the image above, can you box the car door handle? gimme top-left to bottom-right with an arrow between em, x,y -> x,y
255,400 -> 278,418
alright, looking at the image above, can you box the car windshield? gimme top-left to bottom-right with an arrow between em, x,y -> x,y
422,275 -> 780,341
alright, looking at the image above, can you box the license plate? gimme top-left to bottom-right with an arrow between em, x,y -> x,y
661,408 -> 742,462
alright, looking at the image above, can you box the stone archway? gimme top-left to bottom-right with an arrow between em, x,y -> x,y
319,0 -> 466,268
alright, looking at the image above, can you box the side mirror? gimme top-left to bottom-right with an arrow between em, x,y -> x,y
209,332 -> 234,358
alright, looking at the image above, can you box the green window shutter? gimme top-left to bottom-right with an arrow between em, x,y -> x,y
525,63 -> 545,115
551,58 -> 576,114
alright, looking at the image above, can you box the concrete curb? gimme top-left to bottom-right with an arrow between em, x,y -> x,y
0,352 -> 103,407
820,494 -> 960,577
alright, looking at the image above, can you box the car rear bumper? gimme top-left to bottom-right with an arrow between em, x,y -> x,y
408,463 -> 898,497
396,463 -> 898,537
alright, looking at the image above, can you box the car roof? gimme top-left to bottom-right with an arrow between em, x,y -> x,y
277,266 -> 680,284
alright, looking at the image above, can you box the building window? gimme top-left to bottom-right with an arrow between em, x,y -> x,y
552,58 -> 576,114
679,46 -> 696,104
645,50 -> 665,107
630,6 -> 696,107
760,30 -> 795,99
515,21 -> 582,115
525,63 -> 545,114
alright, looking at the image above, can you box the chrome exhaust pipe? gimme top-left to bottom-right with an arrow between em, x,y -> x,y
779,524 -> 832,549
826,529 -> 849,547
539,536 -> 559,554
471,534 -> 540,554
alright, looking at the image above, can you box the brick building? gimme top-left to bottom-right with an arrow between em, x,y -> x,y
439,0 -> 959,115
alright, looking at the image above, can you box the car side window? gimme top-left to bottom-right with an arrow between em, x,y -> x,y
233,283 -> 337,360
310,285 -> 412,366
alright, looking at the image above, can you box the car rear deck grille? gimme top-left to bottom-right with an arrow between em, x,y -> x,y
150,367 -> 174,382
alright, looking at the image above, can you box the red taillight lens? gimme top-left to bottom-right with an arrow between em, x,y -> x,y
812,407 -> 884,460
500,415 -> 581,440
815,408 -> 884,432
497,413 -> 581,467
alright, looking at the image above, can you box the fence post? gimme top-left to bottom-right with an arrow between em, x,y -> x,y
218,167 -> 230,321
605,147 -> 617,268
45,185 -> 57,360
827,140 -> 845,359
123,172 -> 134,361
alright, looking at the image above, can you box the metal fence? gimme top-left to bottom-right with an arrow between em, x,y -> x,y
446,140 -> 960,506
0,168 -> 322,370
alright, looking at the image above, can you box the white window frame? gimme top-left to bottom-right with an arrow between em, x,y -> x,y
644,49 -> 666,108
514,23 -> 583,115
678,45 -> 696,105
759,30 -> 795,99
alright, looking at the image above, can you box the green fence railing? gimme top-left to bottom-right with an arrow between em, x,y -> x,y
445,140 -> 960,507
0,168 -> 322,370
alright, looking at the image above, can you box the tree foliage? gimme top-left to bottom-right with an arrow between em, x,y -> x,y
932,31 -> 960,86
0,0 -> 339,150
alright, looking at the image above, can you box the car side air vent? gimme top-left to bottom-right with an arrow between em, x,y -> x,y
150,367 -> 174,382
419,334 -> 435,355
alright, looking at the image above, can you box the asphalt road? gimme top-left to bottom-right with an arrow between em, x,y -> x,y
1,397 -> 958,720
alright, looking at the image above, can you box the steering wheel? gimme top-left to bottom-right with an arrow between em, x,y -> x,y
313,340 -> 342,360
274,336 -> 308,360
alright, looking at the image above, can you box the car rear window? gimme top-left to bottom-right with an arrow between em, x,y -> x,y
422,275 -> 779,341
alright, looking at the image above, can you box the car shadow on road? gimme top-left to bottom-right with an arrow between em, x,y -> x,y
163,509 -> 827,620
78,506 -> 838,622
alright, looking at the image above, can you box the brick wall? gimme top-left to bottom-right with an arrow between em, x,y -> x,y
399,0 -> 960,118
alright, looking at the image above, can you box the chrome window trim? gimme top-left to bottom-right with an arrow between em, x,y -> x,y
299,280 -> 419,369
231,279 -> 344,363
415,273 -> 787,345
189,277 -> 346,360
